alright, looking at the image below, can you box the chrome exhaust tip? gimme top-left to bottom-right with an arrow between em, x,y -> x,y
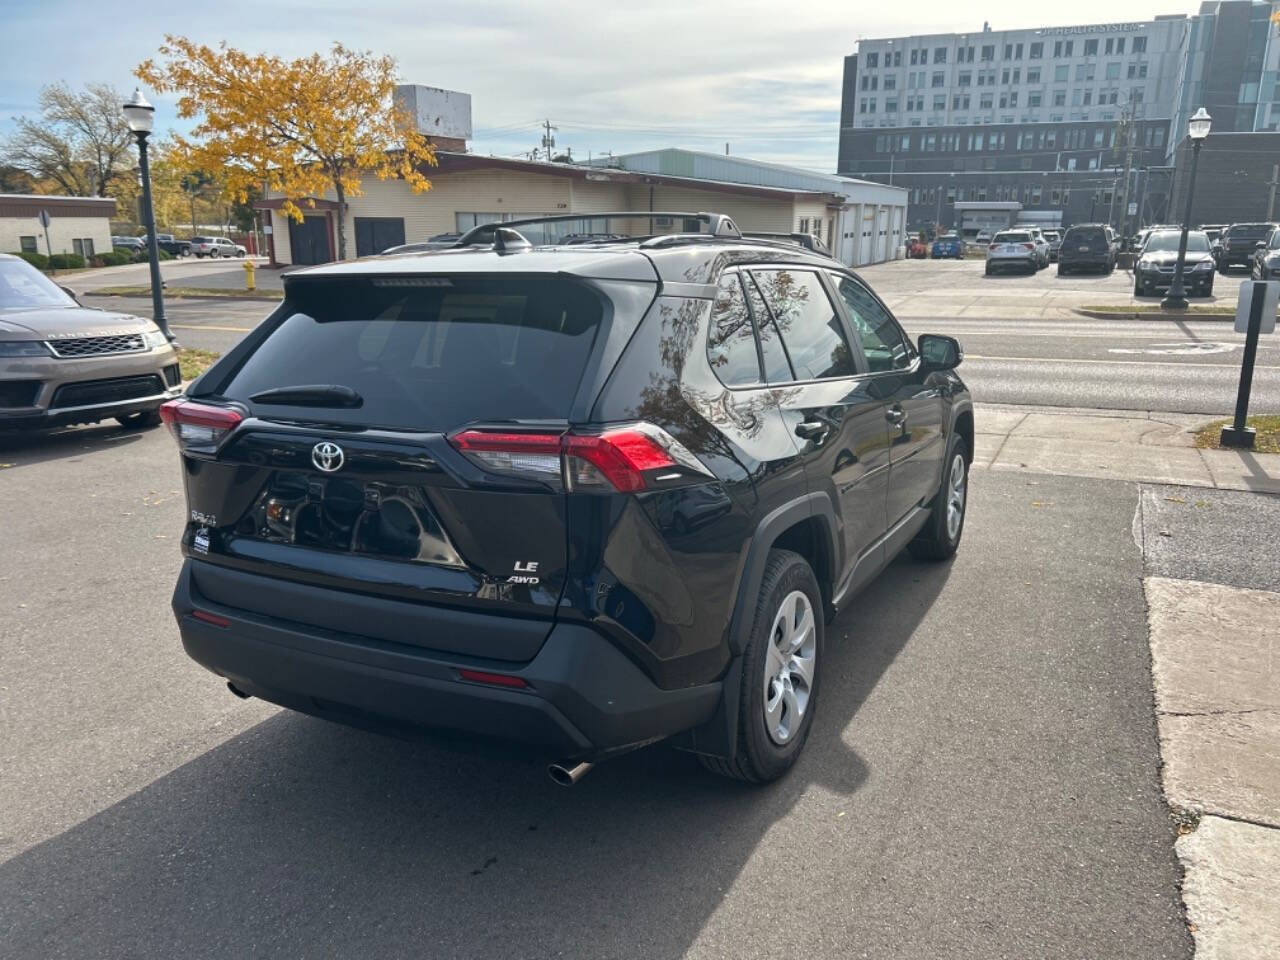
547,761 -> 594,787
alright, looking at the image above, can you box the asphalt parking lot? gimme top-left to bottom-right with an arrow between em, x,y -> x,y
0,421 -> 1190,959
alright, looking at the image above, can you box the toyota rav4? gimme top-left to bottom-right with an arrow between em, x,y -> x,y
164,213 -> 973,785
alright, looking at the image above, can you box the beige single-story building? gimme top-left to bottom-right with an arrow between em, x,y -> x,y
258,151 -> 908,269
0,194 -> 116,260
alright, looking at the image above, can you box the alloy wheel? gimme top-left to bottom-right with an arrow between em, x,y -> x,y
946,452 -> 967,540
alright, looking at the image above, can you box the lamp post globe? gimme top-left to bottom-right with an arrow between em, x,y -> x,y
1162,108 -> 1212,311
121,89 -> 173,342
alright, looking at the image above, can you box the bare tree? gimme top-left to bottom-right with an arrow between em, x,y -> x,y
2,83 -> 134,196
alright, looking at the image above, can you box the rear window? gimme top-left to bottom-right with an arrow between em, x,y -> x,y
1064,227 -> 1106,243
217,275 -> 603,430
192,236 -> 213,244
1227,224 -> 1273,240
994,232 -> 1030,243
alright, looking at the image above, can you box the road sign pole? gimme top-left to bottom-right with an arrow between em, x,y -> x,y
1221,281 -> 1268,448
39,209 -> 52,260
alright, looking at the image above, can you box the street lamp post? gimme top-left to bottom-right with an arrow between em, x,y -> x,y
1162,108 -> 1213,311
122,89 -> 174,343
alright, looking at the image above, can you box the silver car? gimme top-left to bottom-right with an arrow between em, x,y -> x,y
0,254 -> 181,430
985,230 -> 1040,275
190,236 -> 247,258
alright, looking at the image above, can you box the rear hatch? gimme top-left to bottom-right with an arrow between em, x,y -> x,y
1063,228 -> 1107,257
171,273 -> 634,661
1226,225 -> 1271,253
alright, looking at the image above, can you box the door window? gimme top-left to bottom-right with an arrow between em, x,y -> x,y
750,269 -> 856,381
706,274 -> 762,387
834,276 -> 913,373
742,274 -> 794,382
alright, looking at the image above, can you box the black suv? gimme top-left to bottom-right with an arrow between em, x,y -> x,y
1057,224 -> 1115,275
1220,222 -> 1280,274
163,213 -> 973,785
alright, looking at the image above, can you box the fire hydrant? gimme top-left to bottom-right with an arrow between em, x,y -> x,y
243,257 -> 256,291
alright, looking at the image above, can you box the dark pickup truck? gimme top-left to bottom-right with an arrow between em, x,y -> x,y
142,234 -> 190,257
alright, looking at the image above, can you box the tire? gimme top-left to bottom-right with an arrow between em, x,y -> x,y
1134,278 -> 1143,296
1218,263 -> 1228,275
985,264 -> 992,276
1058,265 -> 1068,276
211,248 -> 221,258
699,549 -> 823,783
116,409 -> 162,429
908,435 -> 969,562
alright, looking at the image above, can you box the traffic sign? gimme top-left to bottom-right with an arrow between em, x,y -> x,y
1127,202 -> 1138,216
38,209 -> 50,228
1235,280 -> 1278,335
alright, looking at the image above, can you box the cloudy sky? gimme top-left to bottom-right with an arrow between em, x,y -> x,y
2,0 -> 1201,172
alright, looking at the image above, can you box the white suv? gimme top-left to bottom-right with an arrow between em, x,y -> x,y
1014,225 -> 1051,268
190,236 -> 247,258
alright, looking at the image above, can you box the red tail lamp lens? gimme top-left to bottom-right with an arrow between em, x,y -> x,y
191,610 -> 230,628
563,429 -> 676,493
160,400 -> 242,448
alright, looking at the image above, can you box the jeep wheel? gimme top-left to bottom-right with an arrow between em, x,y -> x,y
700,549 -> 823,783
909,435 -> 969,561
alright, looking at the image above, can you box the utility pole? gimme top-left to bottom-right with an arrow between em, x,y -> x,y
541,120 -> 557,162
1268,163 -> 1279,221
1116,102 -> 1137,238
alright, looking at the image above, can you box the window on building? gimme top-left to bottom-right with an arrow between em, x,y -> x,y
1116,38 -> 1125,54
1051,187 -> 1062,205
1029,92 -> 1042,108
933,95 -> 946,111
1104,38 -> 1114,55
1004,43 -> 1013,59
892,50 -> 901,67
958,71 -> 972,86
1108,90 -> 1119,105
859,98 -> 868,114
1064,41 -> 1074,56
1153,127 -> 1164,146
932,72 -> 945,87
884,75 -> 895,90
1054,40 -> 1063,57
980,93 -> 993,109
1010,92 -> 1018,107
1027,68 -> 1040,83
946,186 -> 957,203
901,134 -> 912,149
1076,63 -> 1095,81
886,99 -> 899,113
1013,69 -> 1021,84
1030,41 -> 1044,59
869,98 -> 877,112
1105,62 -> 1121,80
870,76 -> 879,90
1133,36 -> 1147,53
1083,90 -> 1093,106
935,47 -> 947,63
1016,43 -> 1024,59
19,236 -> 37,253
1046,130 -> 1057,149
924,133 -> 937,151
1031,186 -> 1042,205
1002,68 -> 1010,84
1084,39 -> 1099,56
866,52 -> 878,69
1093,128 -> 1104,147
1072,89 -> 1082,106
981,44 -> 994,61
1055,64 -> 1069,83
72,238 -> 84,257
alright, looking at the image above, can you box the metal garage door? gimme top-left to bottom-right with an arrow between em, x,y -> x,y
859,208 -> 875,265
288,216 -> 331,265
354,217 -> 406,257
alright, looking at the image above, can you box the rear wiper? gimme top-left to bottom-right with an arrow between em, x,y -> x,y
248,384 -> 363,408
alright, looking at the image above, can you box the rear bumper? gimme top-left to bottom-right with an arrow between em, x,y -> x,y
172,560 -> 721,759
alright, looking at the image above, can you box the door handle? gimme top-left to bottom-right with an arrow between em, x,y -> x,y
795,420 -> 830,441
886,406 -> 907,425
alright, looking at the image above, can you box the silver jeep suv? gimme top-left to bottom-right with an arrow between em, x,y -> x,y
0,254 -> 181,430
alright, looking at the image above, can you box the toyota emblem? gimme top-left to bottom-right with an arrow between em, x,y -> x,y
311,441 -> 345,473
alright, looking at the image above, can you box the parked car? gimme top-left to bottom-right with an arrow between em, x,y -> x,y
1201,224 -> 1226,264
381,233 -> 462,255
931,233 -> 963,259
142,234 -> 191,257
1057,224 -> 1115,275
111,236 -> 146,260
1042,229 -> 1063,262
1218,223 -> 1279,274
985,229 -> 1040,275
1017,226 -> 1051,268
1250,226 -> 1280,280
161,212 -> 973,785
740,232 -> 832,255
0,253 -> 180,430
190,236 -> 247,258
1133,229 -> 1216,297
974,231 -> 992,246
1104,226 -> 1121,259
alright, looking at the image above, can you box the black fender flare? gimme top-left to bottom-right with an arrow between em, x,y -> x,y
683,492 -> 840,760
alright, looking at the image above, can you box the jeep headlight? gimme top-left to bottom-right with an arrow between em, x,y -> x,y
1138,258 -> 1156,271
0,340 -> 51,357
143,328 -> 169,348
1192,259 -> 1212,270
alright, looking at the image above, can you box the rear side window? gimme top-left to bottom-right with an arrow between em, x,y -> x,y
219,276 -> 602,430
742,275 -> 794,382
751,269 -> 856,381
707,274 -> 762,386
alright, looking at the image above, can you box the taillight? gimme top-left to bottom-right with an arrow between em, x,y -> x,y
1023,243 -> 1036,251
450,423 -> 710,493
989,243 -> 999,250
159,399 -> 242,451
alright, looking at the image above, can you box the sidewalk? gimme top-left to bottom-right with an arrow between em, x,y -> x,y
974,403 -> 1279,958
973,403 -> 1280,494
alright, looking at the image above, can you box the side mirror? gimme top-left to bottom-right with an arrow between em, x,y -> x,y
1255,241 -> 1267,251
918,334 -> 962,371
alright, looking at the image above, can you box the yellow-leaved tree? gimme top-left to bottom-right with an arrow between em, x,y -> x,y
137,38 -> 435,259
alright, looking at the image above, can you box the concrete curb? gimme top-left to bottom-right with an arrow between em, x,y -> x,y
1072,307 -> 1235,322
87,290 -> 282,303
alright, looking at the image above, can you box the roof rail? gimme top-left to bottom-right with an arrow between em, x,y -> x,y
455,211 -> 741,247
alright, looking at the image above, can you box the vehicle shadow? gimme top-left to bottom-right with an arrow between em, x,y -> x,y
0,421 -> 155,470
0,557 -> 952,959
